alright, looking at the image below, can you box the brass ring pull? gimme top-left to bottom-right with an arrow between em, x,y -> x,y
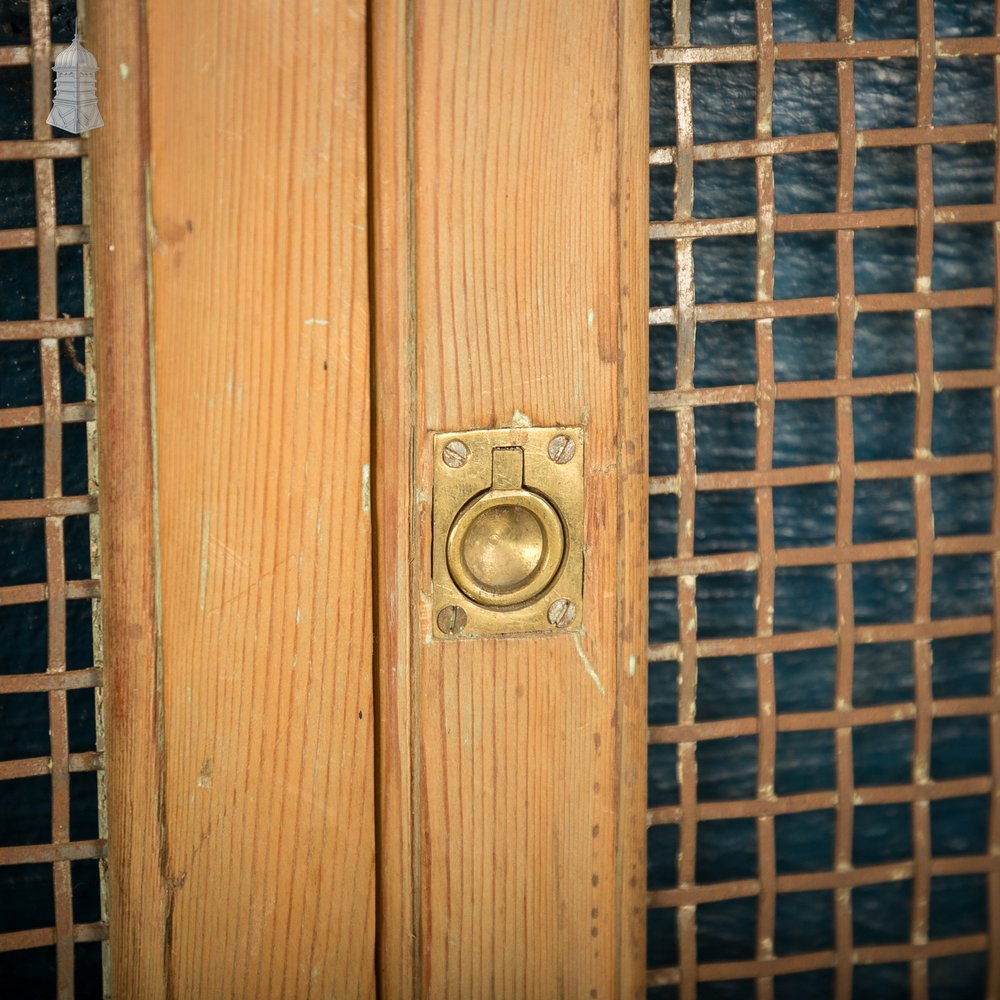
446,486 -> 565,609
432,428 -> 583,637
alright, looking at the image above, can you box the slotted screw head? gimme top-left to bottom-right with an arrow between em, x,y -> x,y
442,439 -> 470,468
547,598 -> 577,629
547,434 -> 576,464
437,605 -> 468,635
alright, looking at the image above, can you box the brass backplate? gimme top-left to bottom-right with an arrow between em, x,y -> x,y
432,426 -> 584,638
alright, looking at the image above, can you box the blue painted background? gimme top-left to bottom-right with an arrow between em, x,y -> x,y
649,1 -> 995,996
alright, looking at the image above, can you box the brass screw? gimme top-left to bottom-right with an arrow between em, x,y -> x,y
437,605 -> 468,635
547,434 -> 576,464
442,439 -> 470,468
547,598 -> 577,629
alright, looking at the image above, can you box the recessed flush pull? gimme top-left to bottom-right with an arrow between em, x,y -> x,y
432,427 -> 584,638
446,445 -> 566,609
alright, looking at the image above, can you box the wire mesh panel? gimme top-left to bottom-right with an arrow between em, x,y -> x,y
647,0 -> 999,996
0,1 -> 106,997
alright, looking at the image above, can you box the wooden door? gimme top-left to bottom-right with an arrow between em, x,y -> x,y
88,0 -> 648,996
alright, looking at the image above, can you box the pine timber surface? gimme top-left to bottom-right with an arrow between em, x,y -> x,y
133,0 -> 375,996
371,0 -> 649,995
88,0 -> 168,995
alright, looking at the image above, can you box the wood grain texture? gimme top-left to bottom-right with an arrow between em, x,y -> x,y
87,2 -> 170,996
371,0 -> 649,994
145,0 -> 376,996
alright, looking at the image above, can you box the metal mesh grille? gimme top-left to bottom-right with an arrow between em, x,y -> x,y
647,0 -> 1000,994
0,1 -> 106,997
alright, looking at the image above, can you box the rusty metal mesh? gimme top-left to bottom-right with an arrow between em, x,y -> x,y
646,0 -> 1000,994
0,1 -> 106,996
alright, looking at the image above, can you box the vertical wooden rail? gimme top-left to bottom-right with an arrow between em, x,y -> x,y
371,0 -> 649,994
145,0 -> 376,995
91,0 -> 377,995
618,0 -> 653,995
88,1 -> 169,996
369,0 -> 419,991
